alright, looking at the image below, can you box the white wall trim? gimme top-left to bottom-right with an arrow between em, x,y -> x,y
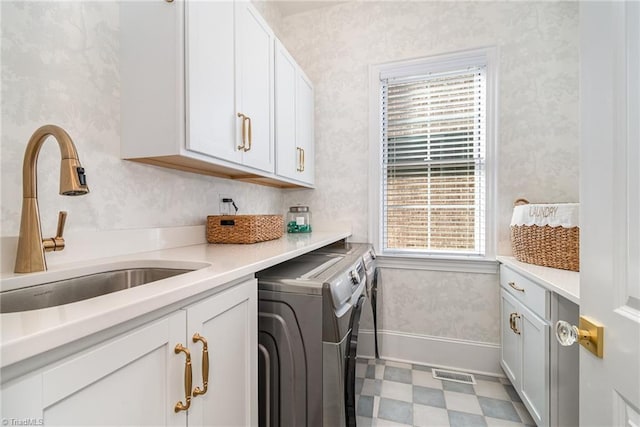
357,329 -> 503,377
377,256 -> 498,274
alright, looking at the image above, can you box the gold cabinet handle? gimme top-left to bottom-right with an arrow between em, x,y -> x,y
508,281 -> 525,292
237,113 -> 247,151
301,148 -> 305,172
245,116 -> 252,152
510,313 -> 521,335
509,312 -> 521,335
192,333 -> 209,397
174,344 -> 193,412
296,147 -> 303,172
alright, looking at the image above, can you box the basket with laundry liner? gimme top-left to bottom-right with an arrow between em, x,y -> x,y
510,198 -> 579,271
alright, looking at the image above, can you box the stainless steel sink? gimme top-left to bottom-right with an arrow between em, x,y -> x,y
0,267 -> 193,313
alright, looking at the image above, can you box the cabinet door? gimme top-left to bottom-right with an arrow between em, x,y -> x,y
275,41 -> 298,180
296,71 -> 315,185
185,0 -> 239,163
120,0 -> 184,159
236,2 -> 274,173
1,312 -> 187,426
500,289 -> 521,389
275,41 -> 315,185
519,304 -> 550,427
186,279 -> 258,427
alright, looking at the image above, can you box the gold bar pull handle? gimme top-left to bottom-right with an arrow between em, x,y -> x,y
301,148 -> 305,172
174,344 -> 193,412
245,116 -> 252,152
296,147 -> 303,172
43,211 -> 67,252
192,333 -> 209,397
509,312 -> 521,335
512,314 -> 521,335
237,113 -> 247,151
508,281 -> 525,292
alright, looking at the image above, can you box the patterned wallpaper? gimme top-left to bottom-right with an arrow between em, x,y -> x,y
0,1 -> 283,238
279,1 -> 580,253
278,1 -> 579,345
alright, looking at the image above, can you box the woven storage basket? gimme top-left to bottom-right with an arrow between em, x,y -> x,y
206,215 -> 283,244
510,199 -> 580,271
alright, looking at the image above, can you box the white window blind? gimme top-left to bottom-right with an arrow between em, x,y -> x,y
381,65 -> 486,256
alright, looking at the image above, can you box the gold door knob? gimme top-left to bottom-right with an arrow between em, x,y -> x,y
192,333 -> 209,397
174,344 -> 193,412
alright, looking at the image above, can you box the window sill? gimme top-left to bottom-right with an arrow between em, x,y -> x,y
376,255 -> 498,274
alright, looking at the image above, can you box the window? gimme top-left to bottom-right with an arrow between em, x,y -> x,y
370,49 -> 496,261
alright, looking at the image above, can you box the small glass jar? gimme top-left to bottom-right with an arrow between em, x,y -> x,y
287,206 -> 312,233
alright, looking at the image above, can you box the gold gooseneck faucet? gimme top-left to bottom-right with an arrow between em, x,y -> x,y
14,125 -> 89,273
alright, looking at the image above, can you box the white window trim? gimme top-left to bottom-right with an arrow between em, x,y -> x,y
368,47 -> 499,272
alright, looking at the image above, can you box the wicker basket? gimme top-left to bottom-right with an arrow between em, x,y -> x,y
510,199 -> 580,271
207,215 -> 283,244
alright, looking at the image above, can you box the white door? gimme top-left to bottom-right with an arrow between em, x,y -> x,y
186,279 -> 258,427
580,2 -> 640,425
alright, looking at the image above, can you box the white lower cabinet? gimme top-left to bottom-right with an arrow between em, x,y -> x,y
186,279 -> 257,426
1,279 -> 257,426
499,264 -> 579,427
501,289 -> 549,426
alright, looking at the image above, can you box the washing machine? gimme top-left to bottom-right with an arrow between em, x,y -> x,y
256,248 -> 367,427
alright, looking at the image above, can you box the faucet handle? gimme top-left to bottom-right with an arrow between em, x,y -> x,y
56,211 -> 67,239
43,211 -> 67,253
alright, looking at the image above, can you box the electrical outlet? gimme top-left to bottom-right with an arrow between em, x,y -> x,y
219,194 -> 232,215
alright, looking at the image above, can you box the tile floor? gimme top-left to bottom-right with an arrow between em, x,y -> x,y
355,358 -> 536,427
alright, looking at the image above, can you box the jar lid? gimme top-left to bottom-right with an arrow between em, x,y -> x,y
289,206 -> 309,212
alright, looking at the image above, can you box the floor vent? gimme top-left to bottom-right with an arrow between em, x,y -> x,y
432,368 -> 476,385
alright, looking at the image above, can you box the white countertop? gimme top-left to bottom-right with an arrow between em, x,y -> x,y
497,256 -> 580,305
0,230 -> 350,369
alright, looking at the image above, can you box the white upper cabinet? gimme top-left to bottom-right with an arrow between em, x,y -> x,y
275,40 -> 315,185
236,2 -> 275,173
296,71 -> 315,184
185,1 -> 238,163
121,0 -> 311,187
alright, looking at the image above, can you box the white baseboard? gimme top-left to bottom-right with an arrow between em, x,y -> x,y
357,329 -> 503,377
